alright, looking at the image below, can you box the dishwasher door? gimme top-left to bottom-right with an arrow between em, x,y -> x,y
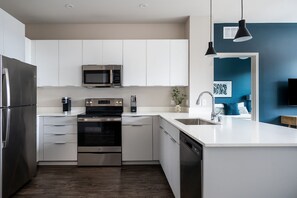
180,132 -> 203,198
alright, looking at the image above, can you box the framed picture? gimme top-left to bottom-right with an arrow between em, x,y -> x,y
213,81 -> 232,97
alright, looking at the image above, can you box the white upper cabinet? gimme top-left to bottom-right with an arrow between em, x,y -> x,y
0,8 -> 25,61
170,40 -> 188,86
82,40 -> 102,65
102,40 -> 123,64
147,40 -> 170,86
123,40 -> 147,86
35,40 -> 59,86
0,10 -> 4,55
59,40 -> 83,86
25,38 -> 32,64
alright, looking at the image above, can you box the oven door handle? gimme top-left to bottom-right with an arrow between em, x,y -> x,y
77,117 -> 122,122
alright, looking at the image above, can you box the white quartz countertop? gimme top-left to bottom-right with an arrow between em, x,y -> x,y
37,107 -> 85,117
158,113 -> 297,147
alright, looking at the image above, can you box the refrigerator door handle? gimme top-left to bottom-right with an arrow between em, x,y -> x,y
3,68 -> 11,107
2,68 -> 11,148
3,108 -> 11,148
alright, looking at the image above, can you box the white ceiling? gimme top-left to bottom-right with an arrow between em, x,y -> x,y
0,0 -> 297,24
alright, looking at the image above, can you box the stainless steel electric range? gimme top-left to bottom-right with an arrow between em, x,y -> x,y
77,98 -> 123,166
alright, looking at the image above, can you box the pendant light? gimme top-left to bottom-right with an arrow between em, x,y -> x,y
205,0 -> 217,56
233,0 -> 252,42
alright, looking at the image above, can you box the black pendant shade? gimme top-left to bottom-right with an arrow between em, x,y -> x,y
233,19 -> 252,42
205,42 -> 217,56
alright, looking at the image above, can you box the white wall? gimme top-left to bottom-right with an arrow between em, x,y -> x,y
187,16 -> 213,109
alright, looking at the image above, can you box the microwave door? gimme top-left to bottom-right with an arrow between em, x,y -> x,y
83,70 -> 112,87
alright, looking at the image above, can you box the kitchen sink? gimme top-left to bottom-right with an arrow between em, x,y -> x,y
176,118 -> 217,125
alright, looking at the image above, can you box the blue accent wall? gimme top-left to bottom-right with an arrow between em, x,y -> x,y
214,58 -> 251,105
214,23 -> 297,125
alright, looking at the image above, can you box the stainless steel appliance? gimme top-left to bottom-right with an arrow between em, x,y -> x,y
62,97 -> 71,112
180,132 -> 202,198
82,65 -> 122,88
0,55 -> 37,198
130,95 -> 137,113
77,98 -> 123,166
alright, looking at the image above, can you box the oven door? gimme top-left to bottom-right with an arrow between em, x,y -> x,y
82,70 -> 112,87
77,117 -> 121,152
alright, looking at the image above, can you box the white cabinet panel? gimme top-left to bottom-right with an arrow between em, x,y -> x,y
44,143 -> 77,161
123,40 -> 147,86
82,40 -> 102,65
35,40 -> 59,86
59,40 -> 83,86
122,124 -> 153,161
25,37 -> 32,64
152,116 -> 160,160
0,9 -> 4,55
170,40 -> 188,86
3,9 -> 25,61
102,40 -> 123,64
147,40 -> 170,86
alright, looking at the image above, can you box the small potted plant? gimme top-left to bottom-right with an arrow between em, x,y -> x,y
171,87 -> 186,112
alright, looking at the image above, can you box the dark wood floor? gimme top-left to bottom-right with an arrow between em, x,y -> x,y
13,165 -> 174,198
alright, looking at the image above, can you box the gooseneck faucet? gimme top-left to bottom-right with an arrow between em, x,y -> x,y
196,91 -> 219,121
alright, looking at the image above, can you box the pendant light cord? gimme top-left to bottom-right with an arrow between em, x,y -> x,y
241,0 -> 244,20
210,0 -> 212,41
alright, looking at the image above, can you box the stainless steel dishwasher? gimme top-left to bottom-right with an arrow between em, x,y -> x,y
180,132 -> 203,198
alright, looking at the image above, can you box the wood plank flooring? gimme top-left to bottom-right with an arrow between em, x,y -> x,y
13,165 -> 174,198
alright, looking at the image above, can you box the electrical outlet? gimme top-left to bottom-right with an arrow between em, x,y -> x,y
170,100 -> 175,105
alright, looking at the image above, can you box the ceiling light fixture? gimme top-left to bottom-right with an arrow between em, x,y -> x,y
139,3 -> 148,8
205,0 -> 217,57
65,3 -> 74,9
233,0 -> 252,42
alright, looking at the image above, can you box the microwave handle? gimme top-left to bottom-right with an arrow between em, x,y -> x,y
110,69 -> 113,84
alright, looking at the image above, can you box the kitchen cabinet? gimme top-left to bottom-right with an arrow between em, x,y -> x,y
102,40 -> 123,64
170,40 -> 188,86
38,116 -> 77,163
35,40 -> 59,86
159,118 -> 180,198
82,40 -> 103,65
0,8 -> 25,61
59,40 -> 83,86
123,40 -> 147,86
122,116 -> 153,161
147,40 -> 170,86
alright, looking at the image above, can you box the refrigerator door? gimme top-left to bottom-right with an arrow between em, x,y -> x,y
2,106 -> 36,198
1,56 -> 36,107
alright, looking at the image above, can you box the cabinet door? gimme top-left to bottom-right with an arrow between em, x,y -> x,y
3,9 -> 25,61
170,40 -> 188,86
147,40 -> 170,86
159,127 -> 165,167
123,40 -> 147,86
59,40 -> 83,86
0,9 -> 4,55
44,142 -> 77,161
37,117 -> 44,162
102,40 -> 123,64
82,40 -> 103,65
169,137 -> 180,198
122,125 -> 153,161
35,40 -> 59,86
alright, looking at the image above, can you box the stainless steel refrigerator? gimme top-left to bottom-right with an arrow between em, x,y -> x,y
0,55 -> 37,198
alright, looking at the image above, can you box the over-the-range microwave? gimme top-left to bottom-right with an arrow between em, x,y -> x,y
82,65 -> 122,88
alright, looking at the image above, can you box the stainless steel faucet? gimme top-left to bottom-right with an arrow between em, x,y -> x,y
196,91 -> 219,121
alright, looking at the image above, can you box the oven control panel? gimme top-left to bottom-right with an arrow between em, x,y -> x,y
85,98 -> 123,107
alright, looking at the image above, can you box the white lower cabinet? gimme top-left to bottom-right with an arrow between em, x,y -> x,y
159,118 -> 180,198
38,116 -> 77,162
122,116 -> 153,161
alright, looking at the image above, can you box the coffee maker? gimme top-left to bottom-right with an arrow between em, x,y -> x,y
130,95 -> 137,113
62,97 -> 71,112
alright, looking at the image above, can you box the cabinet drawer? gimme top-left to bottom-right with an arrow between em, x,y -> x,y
160,118 -> 180,144
43,116 -> 76,125
122,116 -> 152,125
44,134 -> 77,143
44,125 -> 76,134
43,142 -> 77,161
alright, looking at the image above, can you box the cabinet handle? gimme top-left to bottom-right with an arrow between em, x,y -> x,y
160,126 -> 164,129
131,125 -> 143,127
53,133 -> 66,136
164,130 -> 169,135
53,125 -> 66,127
170,137 -> 177,143
54,142 -> 66,144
